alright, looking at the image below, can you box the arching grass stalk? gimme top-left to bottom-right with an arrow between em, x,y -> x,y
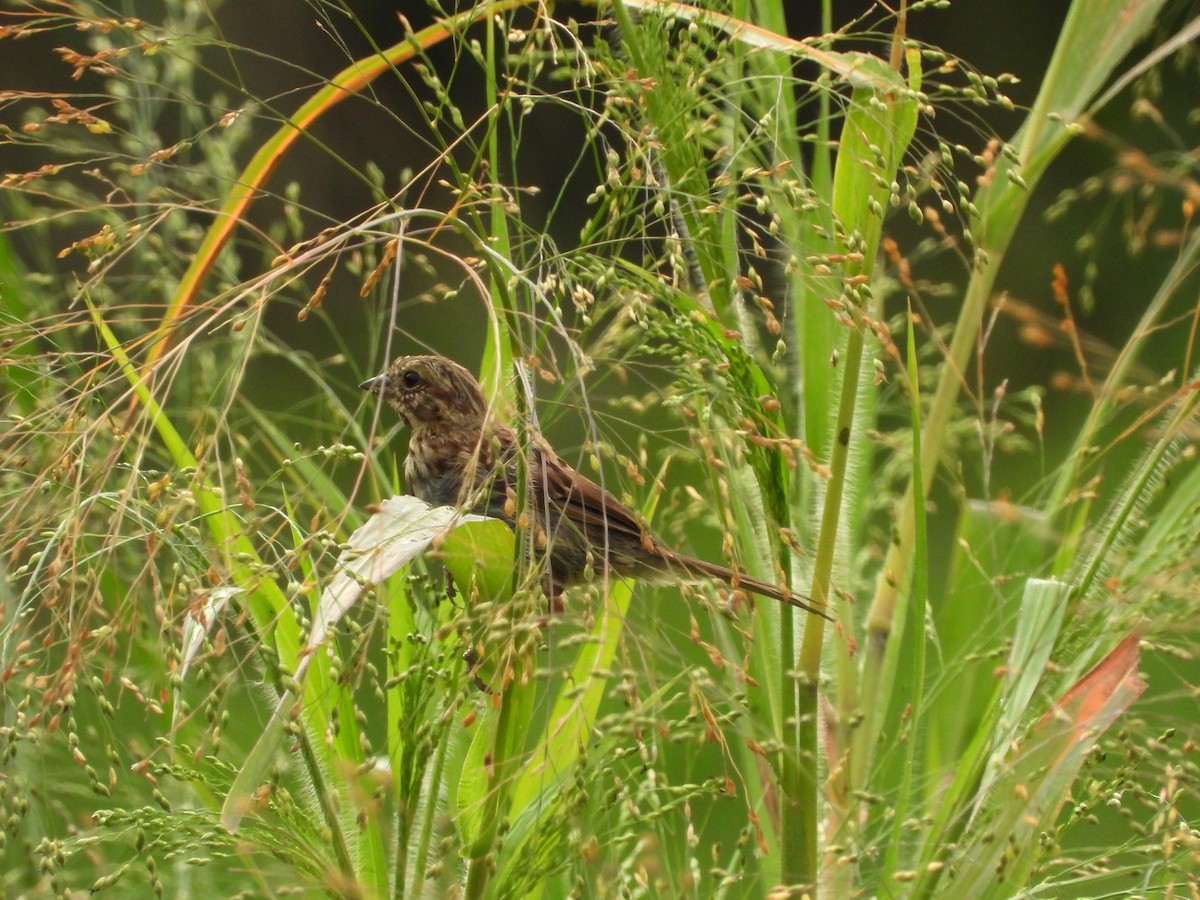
146,0 -> 530,369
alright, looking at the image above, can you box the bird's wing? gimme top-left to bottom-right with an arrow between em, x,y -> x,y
528,439 -> 656,554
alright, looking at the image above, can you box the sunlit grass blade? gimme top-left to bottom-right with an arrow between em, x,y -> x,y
925,501 -> 1053,778
942,634 -> 1145,899
972,578 -> 1073,815
87,300 -> 379,885
908,577 -> 1071,896
86,298 -> 288,638
147,0 -> 531,367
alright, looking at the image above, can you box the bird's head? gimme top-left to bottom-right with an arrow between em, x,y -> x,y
361,355 -> 488,431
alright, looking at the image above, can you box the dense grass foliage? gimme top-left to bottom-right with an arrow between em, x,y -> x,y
2,1 -> 1198,897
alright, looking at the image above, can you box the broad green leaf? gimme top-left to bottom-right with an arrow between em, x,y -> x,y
439,518 -> 519,606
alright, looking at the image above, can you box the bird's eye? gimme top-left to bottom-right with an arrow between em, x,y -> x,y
402,369 -> 421,389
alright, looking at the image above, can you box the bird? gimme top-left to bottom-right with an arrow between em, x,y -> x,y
361,354 -> 827,618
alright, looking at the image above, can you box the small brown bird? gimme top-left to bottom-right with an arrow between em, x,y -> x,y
362,355 -> 827,618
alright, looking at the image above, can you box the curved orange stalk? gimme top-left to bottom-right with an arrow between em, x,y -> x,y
146,0 -> 529,369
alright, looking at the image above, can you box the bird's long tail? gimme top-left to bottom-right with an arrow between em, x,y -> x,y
668,552 -> 831,620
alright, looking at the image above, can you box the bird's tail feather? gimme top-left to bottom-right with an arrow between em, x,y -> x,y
667,552 -> 831,620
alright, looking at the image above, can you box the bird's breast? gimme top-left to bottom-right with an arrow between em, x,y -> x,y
404,433 -> 463,507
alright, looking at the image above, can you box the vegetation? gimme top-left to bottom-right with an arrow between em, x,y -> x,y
2,1 -> 1198,897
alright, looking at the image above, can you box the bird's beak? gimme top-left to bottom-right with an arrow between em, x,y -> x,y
360,373 -> 385,393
